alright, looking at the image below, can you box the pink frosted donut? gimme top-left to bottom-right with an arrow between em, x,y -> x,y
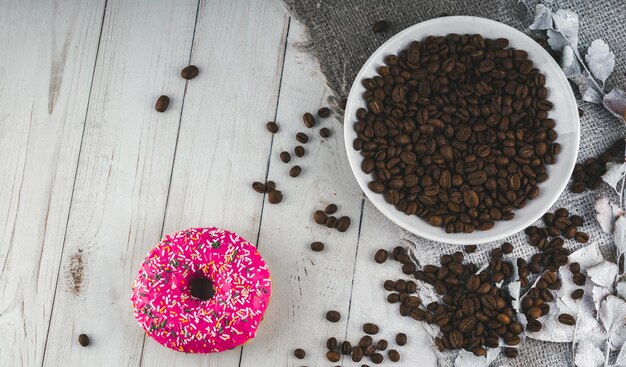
131,227 -> 272,353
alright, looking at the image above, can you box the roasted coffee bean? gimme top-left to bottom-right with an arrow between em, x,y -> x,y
78,334 -> 90,347
266,121 -> 279,133
363,323 -> 379,335
303,112 -> 316,128
313,210 -> 327,224
372,20 -> 389,33
465,245 -> 477,253
570,262 -> 581,273
374,249 -> 389,263
327,216 -> 338,228
294,145 -> 305,157
320,128 -> 331,138
371,353 -> 384,364
352,346 -> 364,362
279,151 -> 291,163
395,333 -> 407,346
324,204 -> 337,214
155,95 -> 170,112
527,319 -> 543,332
503,347 -> 518,358
327,337 -> 338,351
252,181 -> 265,193
501,242 -> 514,254
388,349 -> 400,362
376,339 -> 388,350
573,273 -> 586,286
342,341 -> 352,355
326,351 -> 340,362
311,241 -> 324,252
571,289 -> 584,299
359,335 -> 373,348
337,216 -> 352,232
180,65 -> 199,80
574,231 -> 589,243
364,344 -> 377,356
326,310 -> 341,322
294,348 -> 306,359
383,280 -> 395,291
264,181 -> 275,192
387,293 -> 400,303
571,215 -> 584,226
318,107 -> 331,118
289,165 -> 302,177
296,132 -> 309,144
558,313 -> 576,325
402,262 -> 416,274
268,190 -> 283,204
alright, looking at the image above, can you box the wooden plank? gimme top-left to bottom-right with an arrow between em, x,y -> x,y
238,21 -> 365,367
41,0 -> 199,365
139,0 -> 289,365
343,201 -> 438,366
0,0 -> 105,365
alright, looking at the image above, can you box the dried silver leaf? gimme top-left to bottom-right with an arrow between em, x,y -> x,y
547,29 -> 570,53
595,197 -> 623,233
616,341 -> 626,366
561,45 -> 582,78
574,339 -> 604,367
599,295 -> 626,348
592,285 -> 612,315
603,163 -> 626,195
614,216 -> 626,268
454,347 -> 500,367
586,39 -> 615,85
549,9 -> 579,51
588,260 -> 618,289
572,74 -> 604,103
529,4 -> 553,30
604,88 -> 626,121
617,280 -> 626,300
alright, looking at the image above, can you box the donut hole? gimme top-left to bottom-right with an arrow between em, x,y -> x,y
189,276 -> 215,301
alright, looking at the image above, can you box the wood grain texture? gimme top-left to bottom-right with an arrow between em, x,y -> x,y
238,20 -> 365,367
343,201 -> 438,366
0,0 -> 105,365
139,0 -> 289,365
41,0 -> 199,365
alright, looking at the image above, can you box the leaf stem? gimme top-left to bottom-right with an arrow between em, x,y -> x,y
553,29 -> 605,94
604,339 -> 611,367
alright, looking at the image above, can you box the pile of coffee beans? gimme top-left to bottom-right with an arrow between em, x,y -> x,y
313,204 -> 352,232
382,246 -> 522,358
324,323 -> 406,364
251,180 -> 282,204
352,34 -> 559,233
570,139 -> 625,193
154,65 -> 200,112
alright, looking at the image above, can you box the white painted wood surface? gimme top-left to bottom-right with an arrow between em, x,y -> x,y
0,0 -> 436,366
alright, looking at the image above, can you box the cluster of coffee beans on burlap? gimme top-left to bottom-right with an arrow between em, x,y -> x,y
353,34 -> 559,233
570,139 -> 625,193
377,245 -> 522,358
252,107 -> 333,204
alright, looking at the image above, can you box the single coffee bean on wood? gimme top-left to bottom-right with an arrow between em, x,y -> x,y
374,249 -> 389,263
78,334 -> 90,347
268,190 -> 282,204
323,204 -> 337,215
363,323 -> 379,335
352,346 -> 364,362
180,65 -> 199,80
327,337 -> 338,351
314,210 -> 327,224
326,216 -> 338,228
289,165 -> 302,177
303,112 -> 316,128
265,181 -> 275,192
376,339 -> 388,350
326,310 -> 341,322
337,216 -> 351,232
326,351 -> 340,362
388,349 -> 400,362
318,107 -> 331,118
311,242 -> 324,252
395,333 -> 407,346
266,121 -> 279,133
155,95 -> 170,112
320,127 -> 331,138
294,145 -> 305,157
370,353 -> 384,364
372,20 -> 389,33
252,181 -> 265,193
359,335 -> 373,348
280,151 -> 291,163
294,348 -> 306,359
296,132 -> 309,144
342,341 -> 352,355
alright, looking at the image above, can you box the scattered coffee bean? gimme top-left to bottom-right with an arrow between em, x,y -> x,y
180,65 -> 199,80
337,216 -> 351,232
279,151 -> 291,163
571,289 -> 584,299
503,347 -> 518,358
352,346 -> 364,362
388,349 -> 400,362
78,334 -> 90,347
383,280 -> 395,291
570,262 -> 580,273
311,242 -> 325,252
289,165 -> 302,177
342,341 -> 352,355
359,335 -> 373,348
320,127 -> 331,138
570,215 -> 584,226
318,107 -> 331,118
573,272 -> 586,286
370,353 -> 384,364
374,249 -> 389,263
465,245 -> 477,253
266,121 -> 279,133
155,95 -> 170,112
376,339 -> 388,351
252,181 -> 265,193
326,310 -> 341,322
265,181 -> 276,192
327,337 -> 338,351
325,204 -> 337,214
395,333 -> 407,346
527,319 -> 543,332
314,210 -> 327,224
326,351 -> 340,362
303,112 -> 316,128
570,140 -> 625,192
326,216 -> 338,228
558,313 -> 576,325
268,190 -> 283,204
372,20 -> 389,33
294,145 -> 305,157
574,231 -> 589,243
296,132 -> 309,144
363,323 -> 379,335
501,242 -> 514,254
294,348 -> 306,359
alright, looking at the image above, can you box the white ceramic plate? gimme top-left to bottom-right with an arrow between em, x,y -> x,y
344,16 -> 580,245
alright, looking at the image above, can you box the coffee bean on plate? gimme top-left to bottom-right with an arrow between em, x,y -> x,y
280,151 -> 291,163
326,310 -> 341,322
180,65 -> 199,80
294,145 -> 305,157
303,112 -> 316,128
311,242 -> 324,252
268,190 -> 283,204
155,95 -> 170,112
372,20 -> 389,33
252,181 -> 265,193
266,121 -> 279,133
374,249 -> 389,263
363,323 -> 379,335
289,165 -> 302,177
320,127 -> 331,138
294,348 -> 306,359
395,333 -> 407,346
78,334 -> 90,347
296,132 -> 309,144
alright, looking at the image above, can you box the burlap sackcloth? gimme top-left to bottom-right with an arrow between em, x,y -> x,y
283,0 -> 626,365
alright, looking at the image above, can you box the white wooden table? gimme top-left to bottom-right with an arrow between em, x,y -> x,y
0,0 -> 437,365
